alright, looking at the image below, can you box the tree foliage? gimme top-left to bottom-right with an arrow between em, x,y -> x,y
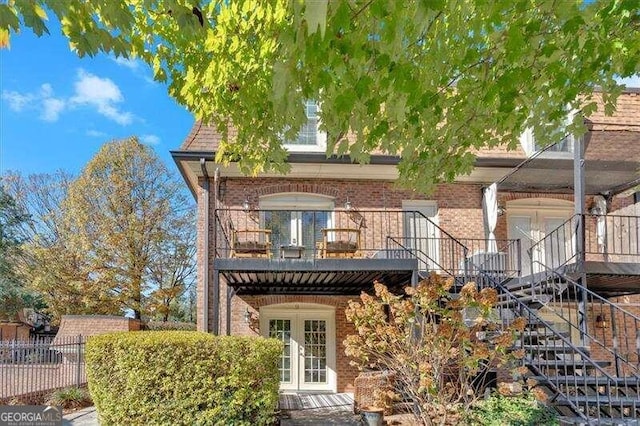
4,171 -> 121,319
0,181 -> 39,319
63,137 -> 194,320
3,140 -> 196,322
3,1 -> 639,192
344,275 -> 526,425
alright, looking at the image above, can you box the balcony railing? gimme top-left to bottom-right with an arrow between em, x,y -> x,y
529,213 -> 640,272
214,208 -> 469,275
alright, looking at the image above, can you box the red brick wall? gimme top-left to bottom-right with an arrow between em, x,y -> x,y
53,315 -> 141,341
227,294 -> 359,392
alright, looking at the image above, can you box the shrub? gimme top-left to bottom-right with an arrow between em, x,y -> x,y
344,274 -> 525,425
46,387 -> 92,410
86,331 -> 282,426
142,320 -> 196,331
469,393 -> 559,425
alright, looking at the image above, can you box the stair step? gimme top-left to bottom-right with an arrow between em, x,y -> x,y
558,395 -> 640,406
521,330 -> 570,339
527,359 -> 611,369
497,294 -> 552,307
528,376 -> 640,387
514,345 -> 589,354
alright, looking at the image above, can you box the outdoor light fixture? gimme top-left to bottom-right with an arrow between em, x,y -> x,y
242,197 -> 251,212
243,307 -> 251,324
595,314 -> 608,329
344,196 -> 352,211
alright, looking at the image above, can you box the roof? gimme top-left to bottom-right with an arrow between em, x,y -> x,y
173,90 -> 640,197
179,90 -> 640,155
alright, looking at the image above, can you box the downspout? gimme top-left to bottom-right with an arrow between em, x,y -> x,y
200,158 -> 210,333
212,168 -> 220,335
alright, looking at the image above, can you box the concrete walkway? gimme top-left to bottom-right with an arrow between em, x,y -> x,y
63,406 -> 361,426
62,393 -> 366,425
62,406 -> 98,426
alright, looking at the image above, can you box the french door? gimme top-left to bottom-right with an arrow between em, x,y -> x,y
260,307 -> 336,392
508,205 -> 573,275
402,201 -> 440,273
260,194 -> 334,257
263,211 -> 331,255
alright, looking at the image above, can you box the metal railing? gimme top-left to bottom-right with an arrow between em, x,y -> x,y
531,262 -> 640,378
469,259 -> 640,423
530,214 -> 640,272
0,335 -> 86,403
214,208 -> 467,268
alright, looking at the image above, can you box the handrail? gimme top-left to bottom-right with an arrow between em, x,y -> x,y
529,213 -> 640,273
468,261 -> 626,423
531,260 -> 640,378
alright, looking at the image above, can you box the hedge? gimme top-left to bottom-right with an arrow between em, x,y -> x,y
85,331 -> 282,426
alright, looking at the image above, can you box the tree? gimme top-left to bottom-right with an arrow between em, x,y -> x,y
2,1 -> 638,192
0,180 -> 40,319
145,207 -> 197,322
344,275 -> 526,425
4,172 -> 122,320
63,137 -> 194,319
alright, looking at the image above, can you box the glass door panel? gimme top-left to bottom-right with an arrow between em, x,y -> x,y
268,319 -> 292,384
303,320 -> 327,384
299,211 -> 329,256
508,216 -> 533,275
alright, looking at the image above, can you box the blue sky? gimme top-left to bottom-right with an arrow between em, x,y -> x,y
0,21 -> 194,177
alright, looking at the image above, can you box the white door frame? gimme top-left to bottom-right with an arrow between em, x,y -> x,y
507,199 -> 574,274
402,200 -> 440,272
260,303 -> 337,392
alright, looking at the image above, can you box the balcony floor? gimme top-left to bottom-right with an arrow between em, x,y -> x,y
215,258 -> 418,295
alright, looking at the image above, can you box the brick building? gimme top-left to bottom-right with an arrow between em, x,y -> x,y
172,91 -> 640,421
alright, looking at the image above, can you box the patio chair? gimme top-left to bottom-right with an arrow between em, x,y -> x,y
230,229 -> 272,258
318,228 -> 361,258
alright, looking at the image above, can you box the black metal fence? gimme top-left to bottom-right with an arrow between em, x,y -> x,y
0,335 -> 86,403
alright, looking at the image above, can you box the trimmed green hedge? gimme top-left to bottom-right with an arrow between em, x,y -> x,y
86,331 -> 282,426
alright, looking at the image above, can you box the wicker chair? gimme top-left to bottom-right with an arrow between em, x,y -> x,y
318,228 -> 361,258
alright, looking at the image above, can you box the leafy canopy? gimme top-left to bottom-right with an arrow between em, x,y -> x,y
2,1 -> 639,192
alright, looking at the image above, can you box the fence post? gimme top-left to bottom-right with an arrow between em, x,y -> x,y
76,335 -> 83,387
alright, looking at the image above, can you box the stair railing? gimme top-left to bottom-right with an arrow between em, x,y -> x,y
469,260 -> 629,423
531,260 -> 640,379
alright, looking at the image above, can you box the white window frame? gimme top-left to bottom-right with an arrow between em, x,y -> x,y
259,193 -> 334,246
519,109 -> 577,158
283,100 -> 327,153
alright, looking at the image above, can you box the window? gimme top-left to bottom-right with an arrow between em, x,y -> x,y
283,100 -> 327,152
520,127 -> 574,157
519,109 -> 577,157
259,193 -> 334,256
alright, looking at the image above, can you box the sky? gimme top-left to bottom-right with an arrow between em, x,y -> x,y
0,21 -> 194,178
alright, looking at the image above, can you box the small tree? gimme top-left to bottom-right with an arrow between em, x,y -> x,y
344,274 -> 526,426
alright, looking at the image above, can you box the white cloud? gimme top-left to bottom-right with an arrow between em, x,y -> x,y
2,83 -> 65,122
139,134 -> 160,145
2,90 -> 34,111
70,69 -> 134,125
41,97 -> 65,122
112,56 -> 140,70
616,75 -> 640,88
86,129 -> 108,138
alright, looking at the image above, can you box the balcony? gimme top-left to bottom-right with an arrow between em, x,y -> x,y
529,214 -> 640,296
213,208 -> 475,295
